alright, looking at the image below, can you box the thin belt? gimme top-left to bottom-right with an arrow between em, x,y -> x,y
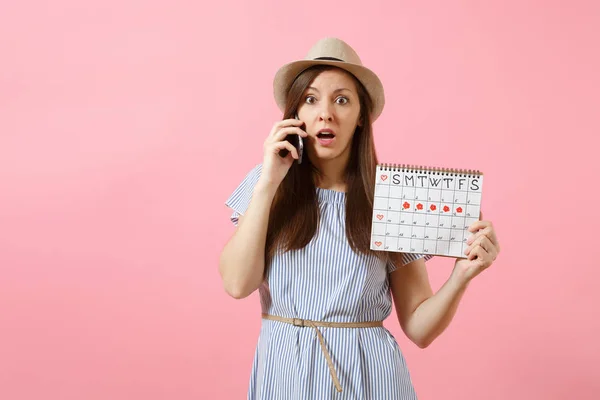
262,313 -> 384,393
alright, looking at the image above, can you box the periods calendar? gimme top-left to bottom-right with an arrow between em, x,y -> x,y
370,163 -> 484,258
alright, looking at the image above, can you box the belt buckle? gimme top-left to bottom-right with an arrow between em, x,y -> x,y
292,318 -> 305,327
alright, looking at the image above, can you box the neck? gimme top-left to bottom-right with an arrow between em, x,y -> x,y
312,154 -> 350,192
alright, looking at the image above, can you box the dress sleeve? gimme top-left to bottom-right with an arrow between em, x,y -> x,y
224,164 -> 263,226
387,253 -> 435,273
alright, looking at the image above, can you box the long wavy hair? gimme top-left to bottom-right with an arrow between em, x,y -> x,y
265,65 -> 401,267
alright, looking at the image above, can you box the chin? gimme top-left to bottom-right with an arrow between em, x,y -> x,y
312,148 -> 344,161
307,142 -> 352,163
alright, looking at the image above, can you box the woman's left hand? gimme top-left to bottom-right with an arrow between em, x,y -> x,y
452,211 -> 501,284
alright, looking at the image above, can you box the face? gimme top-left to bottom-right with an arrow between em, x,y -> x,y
296,69 -> 362,164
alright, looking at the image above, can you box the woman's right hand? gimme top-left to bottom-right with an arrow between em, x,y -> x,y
258,118 -> 307,189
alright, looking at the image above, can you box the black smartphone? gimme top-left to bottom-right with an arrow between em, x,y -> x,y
279,114 -> 304,164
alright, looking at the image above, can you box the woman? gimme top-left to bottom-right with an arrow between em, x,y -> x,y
219,37 -> 500,399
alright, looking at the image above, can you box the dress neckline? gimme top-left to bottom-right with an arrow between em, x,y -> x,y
316,187 -> 345,203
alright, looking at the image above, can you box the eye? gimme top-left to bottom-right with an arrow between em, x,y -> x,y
305,95 -> 317,104
336,96 -> 349,105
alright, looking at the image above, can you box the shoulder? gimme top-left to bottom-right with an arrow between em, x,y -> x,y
241,163 -> 262,178
233,163 -> 263,188
224,163 -> 264,226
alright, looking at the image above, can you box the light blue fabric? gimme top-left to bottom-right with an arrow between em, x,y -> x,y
226,164 -> 434,399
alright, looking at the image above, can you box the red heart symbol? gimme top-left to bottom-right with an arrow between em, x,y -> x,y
381,175 -> 388,181
376,214 -> 384,220
375,241 -> 382,247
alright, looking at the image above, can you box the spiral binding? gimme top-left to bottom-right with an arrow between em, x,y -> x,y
378,163 -> 483,178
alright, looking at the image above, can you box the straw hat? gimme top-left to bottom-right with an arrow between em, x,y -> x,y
273,37 -> 385,121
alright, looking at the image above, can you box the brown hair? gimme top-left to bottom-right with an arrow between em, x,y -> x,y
265,65 -> 402,267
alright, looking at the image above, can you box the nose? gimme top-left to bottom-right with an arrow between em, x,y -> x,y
319,104 -> 334,122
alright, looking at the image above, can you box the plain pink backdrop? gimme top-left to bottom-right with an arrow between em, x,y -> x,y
1,1 -> 598,399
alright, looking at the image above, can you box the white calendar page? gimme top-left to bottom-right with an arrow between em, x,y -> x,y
370,165 -> 484,258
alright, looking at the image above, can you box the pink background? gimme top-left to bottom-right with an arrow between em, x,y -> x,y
1,1 -> 598,399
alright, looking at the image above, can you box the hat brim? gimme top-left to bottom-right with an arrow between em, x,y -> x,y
273,59 -> 385,122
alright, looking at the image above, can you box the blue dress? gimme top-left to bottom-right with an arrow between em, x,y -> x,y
226,164 -> 434,399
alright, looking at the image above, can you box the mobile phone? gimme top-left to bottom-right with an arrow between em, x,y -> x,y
278,114 -> 304,164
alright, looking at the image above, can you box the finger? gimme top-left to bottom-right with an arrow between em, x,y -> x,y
467,222 -> 498,247
468,245 -> 488,265
488,244 -> 499,261
466,229 -> 481,245
483,234 -> 500,259
271,126 -> 308,142
466,227 -> 499,252
272,141 -> 299,159
269,127 -> 307,145
463,245 -> 472,257
479,226 -> 499,248
464,235 -> 494,255
270,119 -> 305,137
475,235 -> 493,252
465,231 -> 477,245
467,244 -> 480,260
467,219 -> 490,232
487,230 -> 499,250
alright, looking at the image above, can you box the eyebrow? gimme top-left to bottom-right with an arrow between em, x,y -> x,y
307,87 -> 353,94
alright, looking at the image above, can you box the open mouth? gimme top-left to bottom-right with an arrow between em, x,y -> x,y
317,129 -> 336,139
316,130 -> 336,147
317,132 -> 335,139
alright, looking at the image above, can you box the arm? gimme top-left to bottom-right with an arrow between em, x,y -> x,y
218,180 -> 277,299
389,215 -> 501,348
389,257 -> 469,348
218,118 -> 307,300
